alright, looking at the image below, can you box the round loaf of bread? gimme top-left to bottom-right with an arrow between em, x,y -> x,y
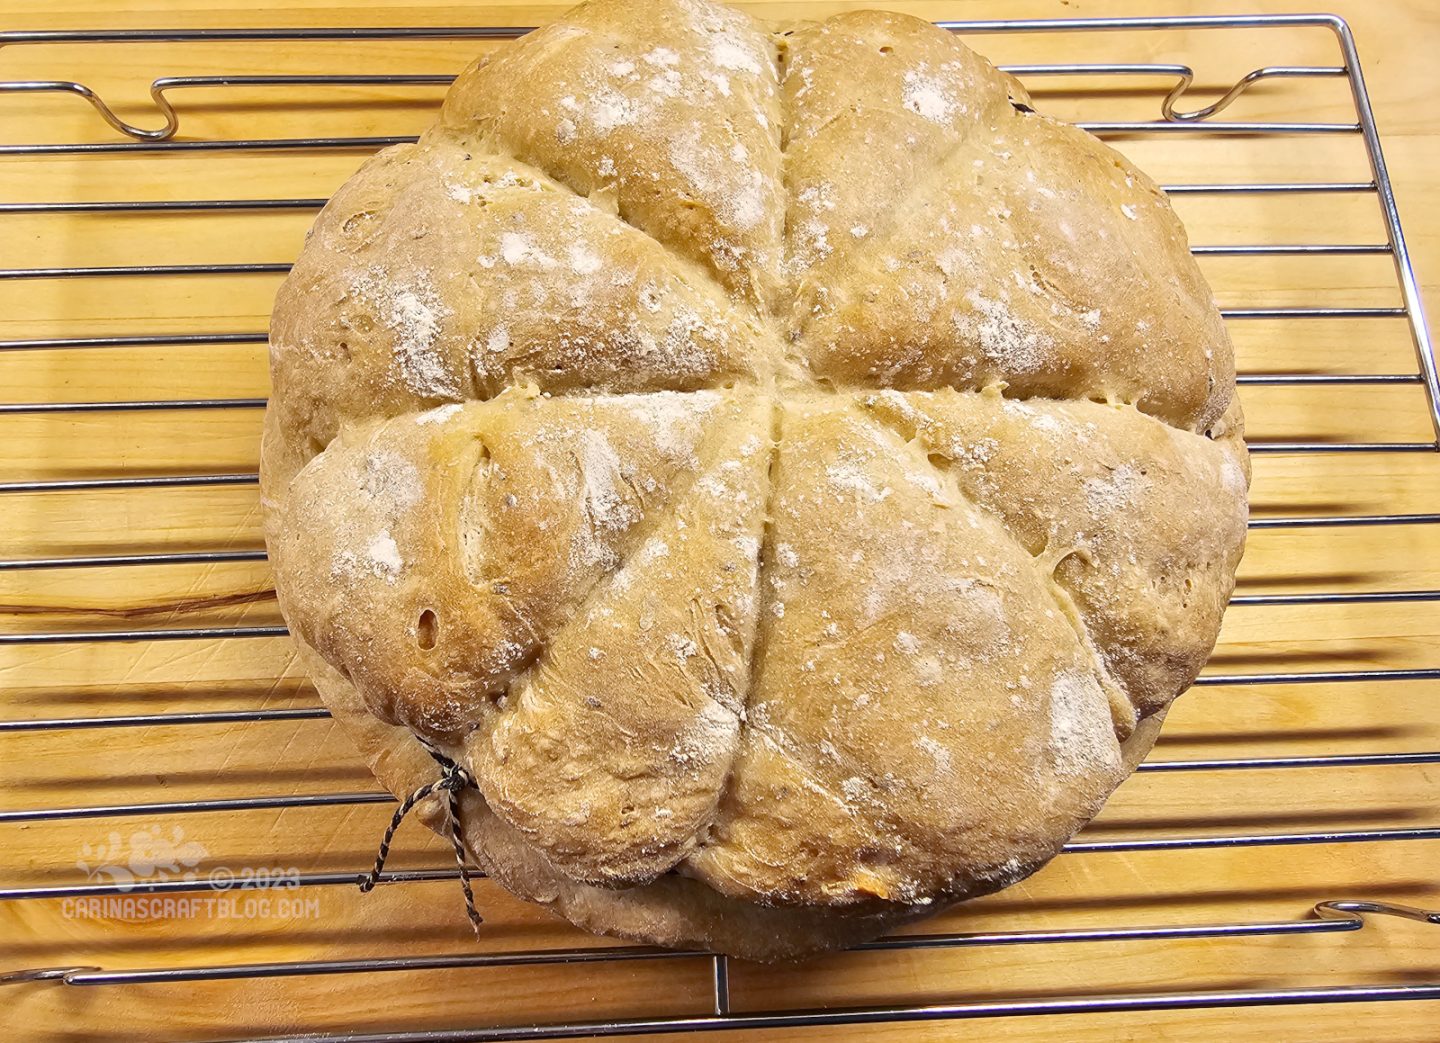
261,0 -> 1249,961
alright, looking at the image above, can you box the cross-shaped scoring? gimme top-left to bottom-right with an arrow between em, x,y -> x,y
261,0 -> 1249,960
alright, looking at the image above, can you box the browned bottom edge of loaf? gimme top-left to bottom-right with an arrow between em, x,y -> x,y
295,639 -> 1167,962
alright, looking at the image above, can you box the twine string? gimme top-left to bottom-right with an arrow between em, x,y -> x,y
358,742 -> 483,938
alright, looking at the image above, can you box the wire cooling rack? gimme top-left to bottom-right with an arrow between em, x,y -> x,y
1,11 -> 1439,1041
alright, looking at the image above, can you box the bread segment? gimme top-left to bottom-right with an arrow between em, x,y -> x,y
438,0 -> 785,307
862,388 -> 1249,719
269,390 -> 738,739
685,396 -> 1124,906
268,140 -> 777,481
467,394 -> 772,885
780,11 -> 1011,290
784,15 -> 1233,431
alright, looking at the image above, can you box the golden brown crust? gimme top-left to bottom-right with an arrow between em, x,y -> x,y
261,0 -> 1247,962
302,640 -> 1167,961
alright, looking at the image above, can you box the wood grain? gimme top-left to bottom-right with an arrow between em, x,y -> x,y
1,1 -> 1438,1040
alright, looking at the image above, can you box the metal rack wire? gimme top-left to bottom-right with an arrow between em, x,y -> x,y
1,12 -> 1438,1040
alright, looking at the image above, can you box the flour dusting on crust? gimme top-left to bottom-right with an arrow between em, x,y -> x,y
263,0 -> 1245,964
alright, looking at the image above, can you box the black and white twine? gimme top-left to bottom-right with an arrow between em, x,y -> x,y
358,739 -> 484,938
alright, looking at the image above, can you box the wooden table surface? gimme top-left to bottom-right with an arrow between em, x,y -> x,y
1,1 -> 1437,1040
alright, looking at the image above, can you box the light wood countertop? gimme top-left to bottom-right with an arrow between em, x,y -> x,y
1,2 -> 1437,1040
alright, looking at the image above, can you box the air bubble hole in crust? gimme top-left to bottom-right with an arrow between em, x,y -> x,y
417,608 -> 439,650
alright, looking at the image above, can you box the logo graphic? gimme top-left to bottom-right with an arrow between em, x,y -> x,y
66,826 -> 317,922
75,826 -> 209,891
